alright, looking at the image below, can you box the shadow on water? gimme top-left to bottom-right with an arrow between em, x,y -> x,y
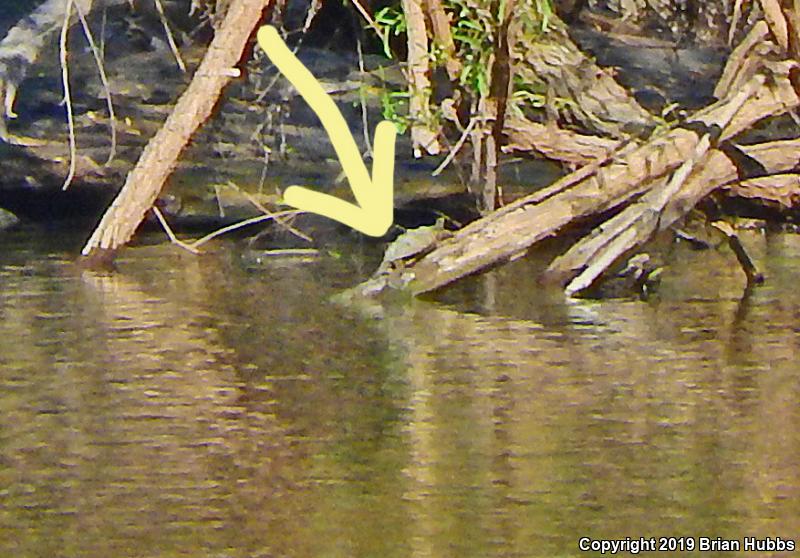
0,226 -> 798,557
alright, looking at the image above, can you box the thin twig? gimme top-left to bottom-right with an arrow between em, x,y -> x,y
257,144 -> 271,193
250,248 -> 320,257
74,0 -> 117,165
255,0 -> 321,103
433,117 -> 477,176
99,6 -> 107,60
154,0 -> 187,72
60,0 -> 78,191
188,210 -> 305,250
728,0 -> 745,45
356,35 -> 373,159
154,206 -> 307,254
152,206 -> 202,254
225,180 -> 313,242
349,0 -> 385,42
214,183 -> 226,217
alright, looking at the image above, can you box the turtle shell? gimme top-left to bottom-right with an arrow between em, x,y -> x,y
380,218 -> 448,269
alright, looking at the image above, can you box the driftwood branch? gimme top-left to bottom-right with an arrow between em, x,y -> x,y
504,117 -> 619,166
81,0 -> 273,261
400,0 -> 440,156
351,20 -> 800,298
549,72 -> 767,294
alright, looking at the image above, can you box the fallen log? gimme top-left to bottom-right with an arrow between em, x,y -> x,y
725,173 -> 800,208
350,21 -> 800,298
547,69 -> 765,294
504,117 -> 619,167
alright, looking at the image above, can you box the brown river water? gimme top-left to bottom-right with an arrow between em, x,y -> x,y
0,226 -> 798,557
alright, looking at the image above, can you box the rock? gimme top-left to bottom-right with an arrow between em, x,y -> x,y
0,207 -> 20,231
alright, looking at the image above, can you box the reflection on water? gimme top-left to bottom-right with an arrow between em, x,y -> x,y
0,227 -> 798,557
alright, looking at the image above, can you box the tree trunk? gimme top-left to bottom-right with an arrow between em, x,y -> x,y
81,0 -> 273,263
401,0 -> 440,156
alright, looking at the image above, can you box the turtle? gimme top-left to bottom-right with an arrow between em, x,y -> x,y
375,217 -> 452,276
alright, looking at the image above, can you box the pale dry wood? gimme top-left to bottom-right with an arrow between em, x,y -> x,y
337,12 -> 800,299
759,0 -> 789,50
154,0 -> 187,72
186,210 -> 303,250
728,0 -> 747,46
504,116 -> 619,165
559,134 -> 713,296
353,51 -> 800,296
433,117 -> 476,176
350,0 -> 385,40
82,0 -> 273,259
426,0 -> 461,82
542,135 -> 800,287
711,59 -> 799,140
353,125 -> 699,296
74,0 -> 117,166
59,0 -> 78,190
789,0 -> 800,59
549,74 -> 766,293
401,0 -> 440,156
658,137 -> 800,228
715,20 -> 770,98
152,205 -> 202,254
726,173 -> 800,207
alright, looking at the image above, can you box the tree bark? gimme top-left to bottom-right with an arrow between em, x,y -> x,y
401,0 -> 440,156
515,20 -> 656,139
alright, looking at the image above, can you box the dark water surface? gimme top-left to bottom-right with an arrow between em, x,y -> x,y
1,227 -> 798,557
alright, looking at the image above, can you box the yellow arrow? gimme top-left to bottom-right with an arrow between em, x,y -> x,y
256,26 -> 396,237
